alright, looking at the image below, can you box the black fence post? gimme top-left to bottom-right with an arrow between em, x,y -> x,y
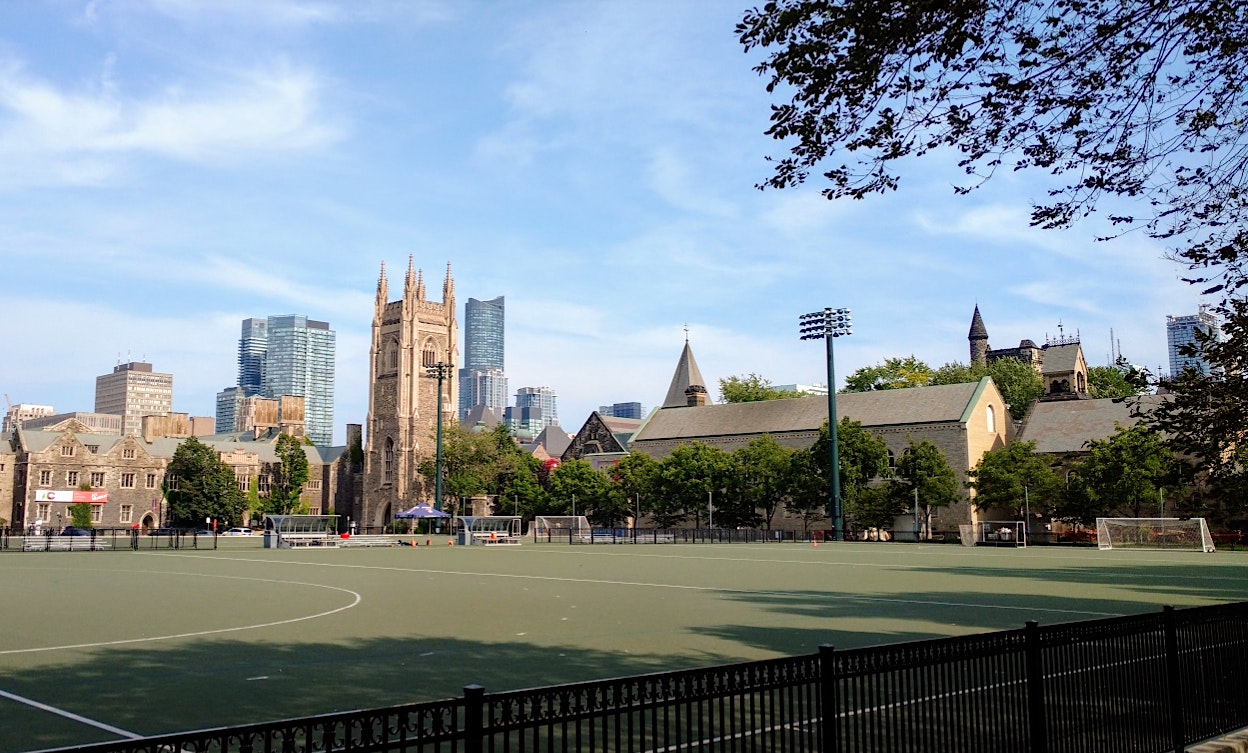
819,644 -> 837,753
1025,620 -> 1048,753
1163,605 -> 1186,753
464,684 -> 485,753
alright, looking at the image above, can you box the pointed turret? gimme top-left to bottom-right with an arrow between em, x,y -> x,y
443,261 -> 454,302
662,339 -> 709,409
376,262 -> 389,308
404,255 -> 418,298
969,305 -> 989,366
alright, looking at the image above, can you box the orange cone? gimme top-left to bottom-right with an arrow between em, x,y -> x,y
812,540 -> 818,547
426,539 -> 431,547
448,540 -> 454,546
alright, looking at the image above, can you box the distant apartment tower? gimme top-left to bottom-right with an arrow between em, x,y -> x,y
598,402 -> 644,420
95,361 -> 173,436
507,386 -> 559,435
1167,305 -> 1219,376
459,296 -> 507,420
3,403 -> 55,433
216,315 -> 336,445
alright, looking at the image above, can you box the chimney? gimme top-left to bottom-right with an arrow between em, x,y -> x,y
685,384 -> 709,407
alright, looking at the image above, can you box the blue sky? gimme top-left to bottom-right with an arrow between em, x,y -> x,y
0,1 -> 1205,445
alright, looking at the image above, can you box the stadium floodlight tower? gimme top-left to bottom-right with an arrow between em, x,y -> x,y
800,307 -> 852,541
425,361 -> 455,512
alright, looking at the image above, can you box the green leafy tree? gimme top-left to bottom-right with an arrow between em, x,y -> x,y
984,359 -> 1044,421
929,362 -> 983,386
164,437 -> 247,527
1088,356 -> 1151,400
653,443 -> 736,528
894,439 -> 961,539
549,459 -> 625,526
737,1 -> 1248,300
731,435 -> 794,529
612,451 -> 661,522
67,502 -> 92,529
718,374 -> 801,403
842,356 -> 932,392
263,433 -> 311,515
785,451 -> 828,533
966,441 -> 1062,517
851,486 -> 909,532
1066,424 -> 1174,521
807,418 -> 893,530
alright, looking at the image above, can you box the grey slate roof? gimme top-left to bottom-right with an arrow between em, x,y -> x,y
534,426 -> 572,457
662,342 -> 708,408
969,305 -> 988,340
633,380 -> 987,442
1040,343 -> 1081,373
1016,395 -> 1164,454
18,427 -> 328,464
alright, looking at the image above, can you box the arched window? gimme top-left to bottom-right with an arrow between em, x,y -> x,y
422,340 -> 437,368
383,438 -> 394,485
887,449 -> 896,470
386,341 -> 399,371
986,404 -> 996,434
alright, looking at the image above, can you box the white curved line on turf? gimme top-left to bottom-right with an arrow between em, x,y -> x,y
0,688 -> 141,739
148,552 -> 1122,618
0,573 -> 361,656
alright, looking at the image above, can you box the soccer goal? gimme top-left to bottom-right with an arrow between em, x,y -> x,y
532,515 -> 592,543
1096,517 -> 1215,553
976,521 -> 1027,548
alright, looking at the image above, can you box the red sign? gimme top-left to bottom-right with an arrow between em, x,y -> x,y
35,490 -> 109,504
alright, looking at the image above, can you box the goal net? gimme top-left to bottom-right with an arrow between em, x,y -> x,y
532,515 -> 592,542
1096,517 -> 1215,553
976,521 -> 1027,548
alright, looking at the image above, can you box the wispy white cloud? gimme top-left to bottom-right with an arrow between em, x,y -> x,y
0,56 -> 341,188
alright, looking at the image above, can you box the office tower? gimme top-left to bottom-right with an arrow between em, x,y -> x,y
238,318 -> 268,396
1167,305 -> 1219,376
264,315 -> 336,446
507,386 -> 559,435
215,386 -> 246,434
95,361 -> 173,436
3,403 -> 55,433
459,296 -> 506,419
598,402 -> 644,420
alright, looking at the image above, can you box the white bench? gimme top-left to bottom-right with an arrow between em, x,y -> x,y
472,532 -> 521,546
337,535 -> 400,548
22,536 -> 111,552
278,533 -> 336,548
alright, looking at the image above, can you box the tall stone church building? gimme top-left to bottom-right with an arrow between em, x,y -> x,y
360,259 -> 459,527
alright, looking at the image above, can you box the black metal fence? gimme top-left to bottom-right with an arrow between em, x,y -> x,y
0,527 -> 217,552
533,526 -> 825,544
31,601 -> 1248,753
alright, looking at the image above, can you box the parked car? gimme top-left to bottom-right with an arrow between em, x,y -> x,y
223,527 -> 255,536
59,525 -> 89,536
194,529 -> 216,537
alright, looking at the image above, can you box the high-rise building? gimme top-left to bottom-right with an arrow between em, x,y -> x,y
1167,305 -> 1219,376
507,386 -> 559,435
459,296 -> 506,419
238,318 -> 268,396
95,361 -> 173,436
264,315 -> 336,446
598,402 -> 644,419
216,315 -> 336,445
2,403 -> 55,433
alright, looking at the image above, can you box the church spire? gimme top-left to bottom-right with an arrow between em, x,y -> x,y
404,255 -> 417,298
376,261 -> 389,307
662,335 -> 708,409
443,261 -> 454,301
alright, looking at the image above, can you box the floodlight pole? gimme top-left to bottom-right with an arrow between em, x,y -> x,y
801,307 -> 852,542
425,361 -> 455,512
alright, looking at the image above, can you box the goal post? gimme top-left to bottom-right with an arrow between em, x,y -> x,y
1096,517 -> 1215,553
532,515 -> 592,543
976,521 -> 1027,548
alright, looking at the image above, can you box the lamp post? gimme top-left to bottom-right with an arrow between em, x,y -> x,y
800,307 -> 852,541
424,361 -> 455,512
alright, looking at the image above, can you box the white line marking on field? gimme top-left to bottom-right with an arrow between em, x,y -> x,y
0,688 -> 141,739
0,574 -> 361,656
144,552 -> 1122,618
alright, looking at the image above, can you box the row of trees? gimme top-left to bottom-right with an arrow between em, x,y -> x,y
163,435 -> 310,527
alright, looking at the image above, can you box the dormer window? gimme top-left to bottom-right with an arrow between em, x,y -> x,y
61,445 -> 74,456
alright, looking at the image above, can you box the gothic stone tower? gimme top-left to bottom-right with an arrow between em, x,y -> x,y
969,305 -> 989,367
362,259 -> 458,527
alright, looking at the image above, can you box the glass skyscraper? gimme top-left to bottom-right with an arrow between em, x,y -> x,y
218,315 -> 336,445
1166,305 -> 1219,376
459,296 -> 506,420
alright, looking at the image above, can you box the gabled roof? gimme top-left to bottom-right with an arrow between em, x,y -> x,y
1016,395 -> 1164,454
633,380 -> 989,442
534,426 -> 572,458
662,342 -> 708,408
1040,343 -> 1082,374
562,413 -> 644,461
17,427 -> 328,464
462,404 -> 502,430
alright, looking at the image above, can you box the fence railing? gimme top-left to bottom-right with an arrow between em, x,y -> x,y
1,527 -> 217,552
29,601 -> 1248,753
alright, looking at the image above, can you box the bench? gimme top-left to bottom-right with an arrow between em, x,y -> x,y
278,533 -> 337,548
471,532 -> 522,546
337,535 -> 400,548
22,537 -> 111,552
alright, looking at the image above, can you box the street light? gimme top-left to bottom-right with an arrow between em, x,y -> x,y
800,307 -> 852,541
424,361 -> 455,512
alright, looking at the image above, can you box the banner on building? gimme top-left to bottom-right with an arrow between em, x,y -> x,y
35,490 -> 109,504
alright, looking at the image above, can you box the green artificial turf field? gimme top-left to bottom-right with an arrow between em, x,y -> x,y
2,538 -> 1246,752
